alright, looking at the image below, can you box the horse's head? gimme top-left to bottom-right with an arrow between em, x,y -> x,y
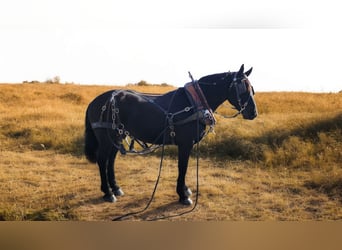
225,64 -> 258,120
197,64 -> 257,120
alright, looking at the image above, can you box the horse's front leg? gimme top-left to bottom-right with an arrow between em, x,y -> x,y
177,143 -> 193,205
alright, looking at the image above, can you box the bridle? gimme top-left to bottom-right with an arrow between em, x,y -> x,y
228,72 -> 254,117
198,71 -> 255,118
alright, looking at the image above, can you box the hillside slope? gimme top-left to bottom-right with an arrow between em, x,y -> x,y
0,83 -> 341,220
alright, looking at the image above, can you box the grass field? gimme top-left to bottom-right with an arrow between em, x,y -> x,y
0,82 -> 341,221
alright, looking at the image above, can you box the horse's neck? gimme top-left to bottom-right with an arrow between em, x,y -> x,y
201,85 -> 228,112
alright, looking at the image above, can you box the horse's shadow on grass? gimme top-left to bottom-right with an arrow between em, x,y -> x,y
76,195 -> 189,221
114,200 -> 192,221
141,202 -> 192,221
84,196 -> 107,205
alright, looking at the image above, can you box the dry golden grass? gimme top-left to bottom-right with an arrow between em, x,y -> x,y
0,83 -> 341,220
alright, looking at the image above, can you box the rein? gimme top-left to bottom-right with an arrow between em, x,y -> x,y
112,91 -> 201,221
215,105 -> 246,119
112,112 -> 170,221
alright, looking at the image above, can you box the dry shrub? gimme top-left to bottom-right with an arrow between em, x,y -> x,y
59,93 -> 84,104
305,167 -> 342,202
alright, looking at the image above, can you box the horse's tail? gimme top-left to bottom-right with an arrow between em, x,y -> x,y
84,110 -> 98,163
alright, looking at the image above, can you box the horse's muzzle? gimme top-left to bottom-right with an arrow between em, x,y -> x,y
242,109 -> 258,120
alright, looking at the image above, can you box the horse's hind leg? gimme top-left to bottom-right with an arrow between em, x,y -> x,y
96,143 -> 123,203
97,148 -> 117,202
98,143 -> 125,203
107,147 -> 124,197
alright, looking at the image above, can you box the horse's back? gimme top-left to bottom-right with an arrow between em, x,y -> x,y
115,91 -> 169,141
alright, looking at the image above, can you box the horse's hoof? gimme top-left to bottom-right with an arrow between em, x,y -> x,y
179,198 -> 193,206
185,188 -> 192,197
103,194 -> 117,203
114,188 -> 124,196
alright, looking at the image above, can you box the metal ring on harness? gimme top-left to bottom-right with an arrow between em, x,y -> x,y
117,124 -> 125,135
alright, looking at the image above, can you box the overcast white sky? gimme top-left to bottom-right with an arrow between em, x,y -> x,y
0,0 -> 341,92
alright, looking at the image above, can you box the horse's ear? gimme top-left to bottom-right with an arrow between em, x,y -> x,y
245,67 -> 253,76
238,64 -> 244,76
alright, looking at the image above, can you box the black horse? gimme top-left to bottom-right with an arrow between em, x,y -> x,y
84,64 -> 257,205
